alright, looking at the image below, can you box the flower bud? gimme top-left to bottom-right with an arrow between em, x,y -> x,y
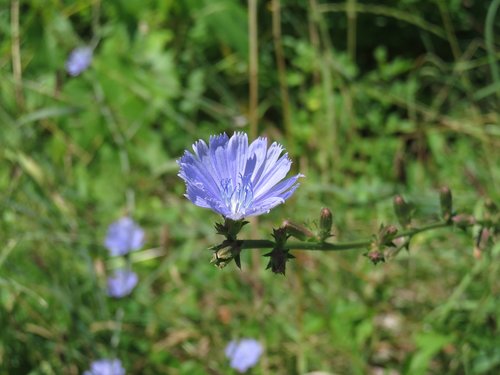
319,207 -> 333,241
439,186 -> 453,222
365,247 -> 385,265
281,220 -> 314,241
210,241 -> 242,269
377,224 -> 398,246
393,195 -> 411,228
211,245 -> 234,269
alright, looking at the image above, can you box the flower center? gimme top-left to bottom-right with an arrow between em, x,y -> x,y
221,177 -> 254,217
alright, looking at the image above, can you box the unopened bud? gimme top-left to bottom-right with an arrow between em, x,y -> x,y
439,186 -> 453,222
281,220 -> 314,241
210,241 -> 242,269
210,245 -> 233,269
378,224 -> 398,246
319,207 -> 333,241
365,249 -> 385,265
393,195 -> 411,228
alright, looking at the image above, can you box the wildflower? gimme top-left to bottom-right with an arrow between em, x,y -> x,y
225,339 -> 263,373
84,359 -> 125,375
104,217 -> 144,256
178,132 -> 303,220
107,269 -> 138,298
66,46 -> 93,76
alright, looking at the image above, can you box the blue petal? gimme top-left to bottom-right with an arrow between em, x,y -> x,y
179,153 -> 222,199
245,196 -> 286,217
227,132 -> 249,185
250,141 -> 284,185
208,133 -> 230,181
254,173 -> 303,202
246,137 -> 268,179
253,153 -> 292,199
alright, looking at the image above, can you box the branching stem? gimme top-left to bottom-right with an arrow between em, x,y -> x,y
238,220 -> 473,252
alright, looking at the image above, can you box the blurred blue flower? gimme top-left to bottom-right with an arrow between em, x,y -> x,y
178,132 -> 303,220
107,269 -> 138,298
84,359 -> 125,375
225,339 -> 263,373
104,217 -> 144,256
66,46 -> 93,76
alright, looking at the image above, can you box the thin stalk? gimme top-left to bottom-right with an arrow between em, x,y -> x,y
346,0 -> 357,62
436,0 -> 461,61
93,81 -> 135,213
485,0 -> 500,102
248,0 -> 261,271
90,0 -> 102,49
248,0 -> 259,139
11,0 -> 24,109
111,307 -> 124,351
272,0 -> 293,147
309,0 -> 338,180
436,0 -> 472,93
318,3 -> 447,40
307,0 -> 321,84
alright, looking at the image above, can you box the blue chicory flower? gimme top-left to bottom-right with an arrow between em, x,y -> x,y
177,132 -> 303,220
225,339 -> 263,373
104,217 -> 144,256
83,358 -> 125,375
66,46 -> 93,76
107,269 -> 138,298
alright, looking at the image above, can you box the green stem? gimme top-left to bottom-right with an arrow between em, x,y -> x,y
485,0 -> 500,101
239,220 -> 466,252
397,221 -> 450,238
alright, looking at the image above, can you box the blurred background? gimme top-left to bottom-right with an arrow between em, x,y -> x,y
1,0 -> 499,374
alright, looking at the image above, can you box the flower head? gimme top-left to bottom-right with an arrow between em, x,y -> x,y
104,217 -> 144,256
178,132 -> 303,220
107,269 -> 138,298
84,359 -> 125,375
225,339 -> 263,373
66,46 -> 93,76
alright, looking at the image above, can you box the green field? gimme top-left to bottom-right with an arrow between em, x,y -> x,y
1,1 -> 499,374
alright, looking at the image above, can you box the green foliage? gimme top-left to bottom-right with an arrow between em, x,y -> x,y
1,0 -> 499,374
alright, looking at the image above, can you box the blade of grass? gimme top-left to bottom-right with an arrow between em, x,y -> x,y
485,0 -> 500,102
318,3 -> 447,40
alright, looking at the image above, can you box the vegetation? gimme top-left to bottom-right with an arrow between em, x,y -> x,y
1,0 -> 499,374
